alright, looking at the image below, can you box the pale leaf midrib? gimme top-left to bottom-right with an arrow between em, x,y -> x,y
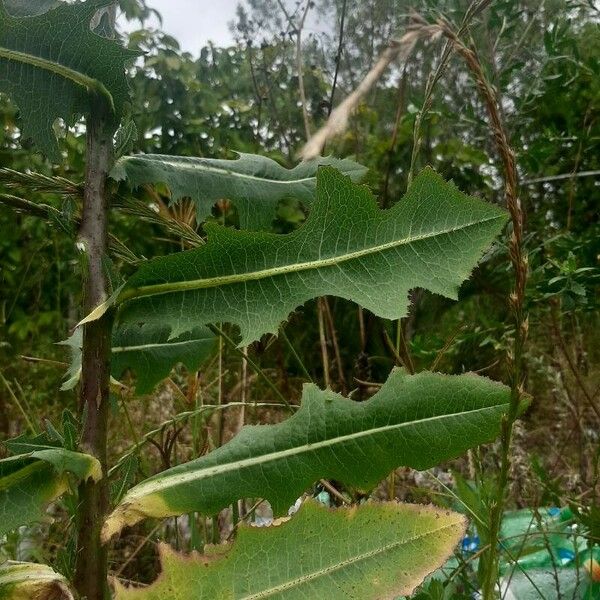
0,47 -> 114,110
239,519 -> 461,599
125,402 -> 505,500
120,214 -> 503,303
112,339 -> 208,353
126,157 -> 337,186
0,568 -> 67,586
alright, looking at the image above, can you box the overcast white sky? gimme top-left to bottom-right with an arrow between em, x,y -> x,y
120,0 -> 240,53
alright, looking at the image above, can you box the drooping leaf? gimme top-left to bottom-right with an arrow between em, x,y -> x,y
111,323 -> 216,395
0,445 -> 101,536
114,116 -> 138,159
57,329 -> 83,392
0,0 -> 138,159
102,369 -> 509,540
0,561 -> 73,600
115,167 -> 508,347
60,324 -> 216,395
111,152 -> 367,229
113,500 -> 467,600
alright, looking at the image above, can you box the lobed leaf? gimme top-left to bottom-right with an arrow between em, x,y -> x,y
60,324 -> 216,395
0,561 -> 73,600
0,0 -> 138,159
115,167 -> 508,347
103,369 -> 509,540
0,445 -> 101,536
113,500 -> 467,600
111,152 -> 367,229
111,323 -> 216,395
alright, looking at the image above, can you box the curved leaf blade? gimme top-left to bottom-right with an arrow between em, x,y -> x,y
0,0 -> 138,159
60,324 -> 216,395
113,501 -> 467,600
0,446 -> 101,536
111,324 -> 216,395
111,152 -> 367,229
0,561 -> 73,600
116,167 -> 507,346
103,369 -> 509,540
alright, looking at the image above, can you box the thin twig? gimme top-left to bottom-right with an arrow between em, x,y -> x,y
520,169 -> 600,186
279,326 -> 313,383
317,298 -> 331,388
328,0 -> 347,113
296,0 -> 313,140
550,303 -> 600,419
430,325 -> 465,372
319,479 -> 350,505
113,523 -> 161,577
208,325 -> 292,411
0,371 -> 37,434
383,327 -> 414,374
19,355 -> 68,368
381,68 -> 408,207
322,297 -> 347,393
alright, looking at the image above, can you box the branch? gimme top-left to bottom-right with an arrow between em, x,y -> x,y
300,18 -> 436,160
521,170 -> 600,185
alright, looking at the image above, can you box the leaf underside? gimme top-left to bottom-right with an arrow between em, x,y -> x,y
115,167 -> 508,347
0,446 -> 101,536
111,323 -> 216,395
0,561 -> 73,600
113,500 -> 467,600
60,324 -> 216,395
0,0 -> 137,159
103,369 -> 509,540
111,153 -> 367,229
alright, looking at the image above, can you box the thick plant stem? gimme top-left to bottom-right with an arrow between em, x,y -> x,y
73,97 -> 114,600
439,22 -> 528,599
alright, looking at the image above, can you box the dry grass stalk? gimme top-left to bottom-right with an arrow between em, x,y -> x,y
434,18 -> 529,599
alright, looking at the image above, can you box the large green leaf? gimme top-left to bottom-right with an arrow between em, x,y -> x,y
111,323 -> 216,395
0,561 -> 73,600
113,500 -> 467,600
103,369 -> 509,540
111,153 -> 367,229
0,444 -> 101,536
115,167 -> 508,347
60,324 -> 216,395
0,0 -> 137,159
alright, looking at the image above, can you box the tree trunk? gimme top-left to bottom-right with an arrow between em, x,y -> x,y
73,97 -> 113,600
